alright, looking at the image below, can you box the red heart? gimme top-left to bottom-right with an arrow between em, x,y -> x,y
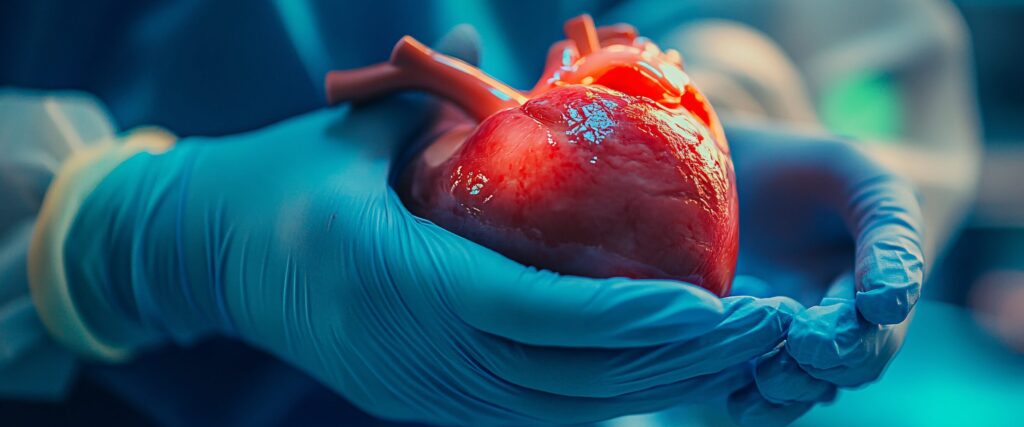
326,15 -> 738,296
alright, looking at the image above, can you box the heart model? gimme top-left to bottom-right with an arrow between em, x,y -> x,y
325,15 -> 738,296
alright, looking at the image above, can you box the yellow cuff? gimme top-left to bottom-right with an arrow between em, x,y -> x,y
28,127 -> 176,362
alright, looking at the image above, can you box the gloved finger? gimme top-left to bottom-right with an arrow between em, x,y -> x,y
727,383 -> 816,427
795,322 -> 906,387
380,192 -> 727,348
492,364 -> 754,425
785,274 -> 907,386
470,295 -> 801,398
843,168 -> 925,325
753,350 -> 837,404
453,268 -> 730,348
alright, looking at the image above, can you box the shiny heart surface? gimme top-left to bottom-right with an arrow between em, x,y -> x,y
326,15 -> 738,296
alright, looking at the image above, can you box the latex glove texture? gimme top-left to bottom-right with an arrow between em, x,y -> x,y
723,122 -> 925,426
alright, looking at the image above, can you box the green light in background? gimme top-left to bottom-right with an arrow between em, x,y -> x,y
820,71 -> 904,141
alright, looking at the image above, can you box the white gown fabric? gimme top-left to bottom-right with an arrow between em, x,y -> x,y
0,90 -> 117,399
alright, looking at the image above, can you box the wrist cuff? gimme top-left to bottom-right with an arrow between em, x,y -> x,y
28,128 -> 175,362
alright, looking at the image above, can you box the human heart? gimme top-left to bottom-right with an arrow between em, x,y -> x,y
326,15 -> 738,296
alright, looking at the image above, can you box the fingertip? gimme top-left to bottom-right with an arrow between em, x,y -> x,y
786,298 -> 905,386
754,351 -> 837,404
853,188 -> 925,325
785,303 -> 860,370
765,296 -> 805,322
856,283 -> 919,325
716,296 -> 804,355
795,325 -> 903,387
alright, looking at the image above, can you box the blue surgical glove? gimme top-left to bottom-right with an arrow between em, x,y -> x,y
29,32 -> 803,425
721,122 -> 925,426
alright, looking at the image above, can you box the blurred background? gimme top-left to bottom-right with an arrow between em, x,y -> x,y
1,0 -> 1022,425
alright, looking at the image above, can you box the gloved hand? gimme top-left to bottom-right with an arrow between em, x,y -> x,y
37,30 -> 803,425
721,122 -> 925,426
